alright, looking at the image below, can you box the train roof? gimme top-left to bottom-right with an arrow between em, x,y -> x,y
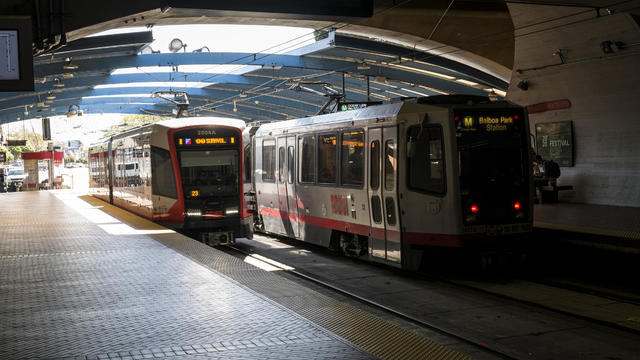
89,116 -> 246,148
154,117 -> 246,130
254,102 -> 429,135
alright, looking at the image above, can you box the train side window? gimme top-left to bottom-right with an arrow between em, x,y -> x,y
370,140 -> 380,190
341,130 -> 364,186
318,133 -> 337,184
243,144 -> 251,182
299,135 -> 316,183
262,139 -> 276,182
385,197 -> 397,226
278,146 -> 286,183
384,140 -> 396,191
407,125 -> 446,194
371,195 -> 382,223
288,146 -> 294,184
150,146 -> 177,199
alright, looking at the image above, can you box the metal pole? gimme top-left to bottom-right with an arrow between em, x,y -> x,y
342,73 -> 345,100
50,146 -> 54,189
366,76 -> 370,101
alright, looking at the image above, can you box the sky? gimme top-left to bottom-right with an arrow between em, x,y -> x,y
93,24 -> 316,55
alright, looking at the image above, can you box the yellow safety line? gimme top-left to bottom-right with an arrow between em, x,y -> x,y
79,195 -> 470,360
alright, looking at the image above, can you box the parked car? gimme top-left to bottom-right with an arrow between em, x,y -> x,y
7,169 -> 27,192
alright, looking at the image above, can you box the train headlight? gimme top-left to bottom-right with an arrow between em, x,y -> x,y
186,209 -> 202,217
225,206 -> 239,215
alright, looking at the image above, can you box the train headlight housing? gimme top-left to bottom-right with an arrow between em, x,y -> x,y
186,209 -> 202,217
225,206 -> 239,216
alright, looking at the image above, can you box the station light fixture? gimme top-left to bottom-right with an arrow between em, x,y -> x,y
239,91 -> 247,98
52,78 -> 64,87
46,92 -> 56,100
356,61 -> 371,70
63,57 -> 78,70
169,38 -> 186,52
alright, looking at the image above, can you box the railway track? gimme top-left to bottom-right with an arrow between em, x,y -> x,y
223,243 -> 520,360
223,234 -> 640,337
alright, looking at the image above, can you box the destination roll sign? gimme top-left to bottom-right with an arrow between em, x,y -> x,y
456,110 -> 522,133
174,127 -> 239,147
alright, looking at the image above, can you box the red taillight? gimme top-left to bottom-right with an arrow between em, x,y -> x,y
514,114 -> 520,120
514,202 -> 521,210
470,205 -> 479,213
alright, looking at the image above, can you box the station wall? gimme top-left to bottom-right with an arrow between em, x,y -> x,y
507,4 -> 640,207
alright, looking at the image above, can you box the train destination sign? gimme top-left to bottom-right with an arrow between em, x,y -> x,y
337,101 -> 382,111
457,113 -> 520,132
177,137 -> 236,146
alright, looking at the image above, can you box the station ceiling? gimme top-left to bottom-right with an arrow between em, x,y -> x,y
1,0 -> 637,124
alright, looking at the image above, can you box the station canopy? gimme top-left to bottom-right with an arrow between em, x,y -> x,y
0,25 -> 508,124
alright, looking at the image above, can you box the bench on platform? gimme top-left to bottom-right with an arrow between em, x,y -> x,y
540,185 -> 574,203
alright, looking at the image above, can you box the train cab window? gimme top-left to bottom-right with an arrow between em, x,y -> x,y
278,146 -> 286,183
384,140 -> 396,191
288,146 -> 294,184
243,144 -> 251,182
262,140 -> 276,182
318,134 -> 337,184
341,130 -> 364,186
151,146 -> 177,199
407,125 -> 445,194
370,140 -> 380,190
299,135 -> 316,183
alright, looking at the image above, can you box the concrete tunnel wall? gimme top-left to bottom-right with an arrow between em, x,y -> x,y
507,4 -> 640,207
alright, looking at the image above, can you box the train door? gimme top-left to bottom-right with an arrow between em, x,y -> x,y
276,137 -> 296,237
286,136 -> 299,238
367,126 -> 401,266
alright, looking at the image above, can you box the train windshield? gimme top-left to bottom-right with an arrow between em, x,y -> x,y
179,150 -> 239,198
455,108 -> 529,224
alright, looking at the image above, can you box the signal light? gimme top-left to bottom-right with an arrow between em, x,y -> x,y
454,115 -> 460,121
470,205 -> 479,213
514,202 -> 521,210
514,115 -> 519,120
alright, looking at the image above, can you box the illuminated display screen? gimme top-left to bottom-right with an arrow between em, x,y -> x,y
177,137 -> 235,146
191,190 -> 200,197
337,101 -> 382,112
455,111 -> 522,133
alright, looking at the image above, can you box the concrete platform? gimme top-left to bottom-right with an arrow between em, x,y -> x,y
534,203 -> 640,253
0,191 -> 467,360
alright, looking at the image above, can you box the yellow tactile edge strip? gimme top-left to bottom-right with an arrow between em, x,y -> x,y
79,195 -> 470,360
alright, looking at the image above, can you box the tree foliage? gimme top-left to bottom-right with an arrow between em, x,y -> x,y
102,114 -> 170,138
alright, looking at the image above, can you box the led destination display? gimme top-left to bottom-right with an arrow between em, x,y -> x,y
177,137 -> 235,146
174,127 -> 239,147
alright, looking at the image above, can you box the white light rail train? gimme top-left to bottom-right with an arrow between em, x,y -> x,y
244,97 -> 533,270
89,118 -> 252,244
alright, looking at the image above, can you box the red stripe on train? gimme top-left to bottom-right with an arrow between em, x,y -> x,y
258,206 -> 465,247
